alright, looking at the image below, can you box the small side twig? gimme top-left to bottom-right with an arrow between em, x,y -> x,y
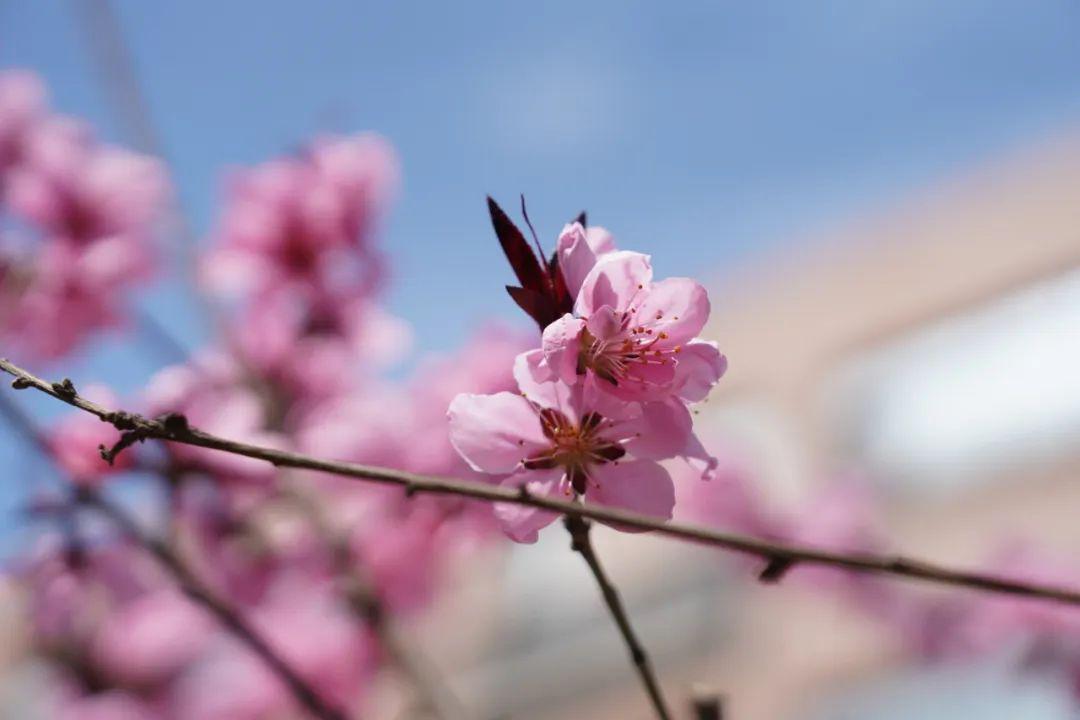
689,686 -> 724,720
564,515 -> 672,720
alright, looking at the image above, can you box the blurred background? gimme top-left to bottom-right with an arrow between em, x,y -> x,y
3,1 -> 1080,718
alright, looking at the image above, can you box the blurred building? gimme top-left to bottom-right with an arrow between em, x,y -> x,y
420,129 -> 1080,720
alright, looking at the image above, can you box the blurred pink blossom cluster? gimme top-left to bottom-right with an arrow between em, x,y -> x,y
685,463 -> 1080,706
448,205 -> 727,542
18,537 -> 376,720
3,69 -> 533,717
8,64 -> 1080,720
0,70 -> 168,359
892,545 -> 1080,702
202,134 -> 404,403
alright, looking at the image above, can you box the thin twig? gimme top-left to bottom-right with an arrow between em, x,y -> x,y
72,0 -> 233,340
285,484 -> 470,720
565,515 -> 672,720
77,489 -> 349,720
5,356 -> 1080,608
689,687 -> 724,720
73,0 -> 196,266
0,389 -> 347,720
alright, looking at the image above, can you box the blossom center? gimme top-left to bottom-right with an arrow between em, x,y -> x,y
579,319 -> 672,386
522,408 -> 625,494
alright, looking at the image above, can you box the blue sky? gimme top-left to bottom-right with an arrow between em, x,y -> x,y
2,2 -> 1080,508
4,0 -> 1080,369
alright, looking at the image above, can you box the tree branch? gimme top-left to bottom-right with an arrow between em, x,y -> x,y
76,489 -> 349,720
565,515 -> 672,720
284,484 -> 470,720
689,687 -> 724,720
0,389 -> 347,720
6,356 -> 1080,608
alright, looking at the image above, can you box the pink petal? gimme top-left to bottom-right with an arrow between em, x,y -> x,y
580,375 -> 644,421
575,251 -> 652,317
682,431 -> 720,481
619,398 -> 692,460
447,392 -> 546,473
493,470 -> 563,543
588,460 -> 675,524
673,340 -> 727,402
556,222 -> 598,296
539,315 -> 584,385
584,304 -> 622,341
635,277 -> 710,342
598,356 -> 678,403
513,348 -> 554,398
585,226 -> 616,254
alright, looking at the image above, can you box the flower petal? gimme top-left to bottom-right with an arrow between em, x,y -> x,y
634,277 -> 710,342
513,349 -> 577,416
540,315 -> 584,386
575,251 -> 652,317
682,430 -> 720,481
585,226 -> 616,254
555,223 -> 597,298
493,470 -> 564,543
587,460 -> 675,524
447,392 -> 546,473
673,340 -> 727,402
584,304 -> 622,341
618,398 -> 693,460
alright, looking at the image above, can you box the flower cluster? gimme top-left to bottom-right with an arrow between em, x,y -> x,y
687,466 -> 1080,708
5,70 -> 531,718
447,201 -> 727,542
0,70 -> 168,360
202,134 -> 404,403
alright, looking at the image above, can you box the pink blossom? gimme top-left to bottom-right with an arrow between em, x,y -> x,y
897,545 -> 1080,663
4,242 -> 120,359
171,648 -> 290,720
232,287 -> 412,405
0,79 -> 167,360
6,117 -> 166,259
774,478 -> 897,611
555,221 -> 616,298
202,133 -> 397,302
172,485 -> 282,606
308,133 -> 399,243
0,69 -> 46,177
402,324 -> 531,476
672,445 -> 772,537
350,501 -> 443,615
543,250 -> 726,403
53,689 -> 157,720
90,589 -> 213,687
294,323 -> 530,548
171,576 -> 374,719
448,350 -> 689,542
144,352 -> 284,486
18,540 -> 165,654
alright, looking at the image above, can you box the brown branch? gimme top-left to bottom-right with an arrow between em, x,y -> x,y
0,389 -> 347,720
73,0 -> 198,276
689,687 -> 724,720
283,484 -> 470,720
565,516 -> 672,720
77,489 -> 349,720
6,356 -> 1080,608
